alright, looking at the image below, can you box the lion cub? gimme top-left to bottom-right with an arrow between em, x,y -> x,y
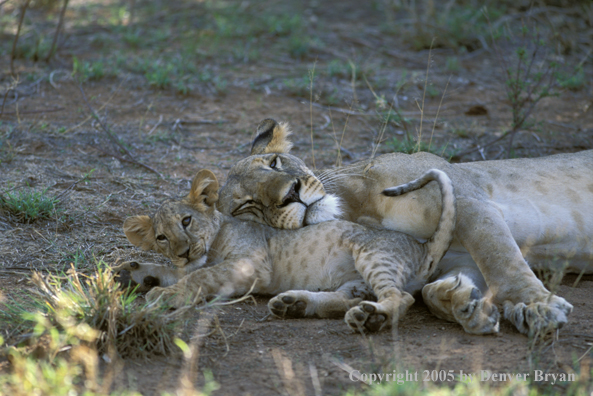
118,168 -> 456,332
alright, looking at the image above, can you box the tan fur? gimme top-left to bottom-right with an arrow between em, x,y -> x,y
119,168 -> 459,333
216,119 -> 589,336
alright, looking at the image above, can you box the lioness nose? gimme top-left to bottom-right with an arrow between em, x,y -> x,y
179,249 -> 190,259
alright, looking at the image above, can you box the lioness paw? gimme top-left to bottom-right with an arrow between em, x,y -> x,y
453,289 -> 500,335
503,295 -> 573,337
268,293 -> 308,318
345,302 -> 389,333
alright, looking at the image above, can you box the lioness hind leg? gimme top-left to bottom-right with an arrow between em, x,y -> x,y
344,290 -> 415,332
422,274 -> 500,335
503,296 -> 572,337
268,280 -> 373,319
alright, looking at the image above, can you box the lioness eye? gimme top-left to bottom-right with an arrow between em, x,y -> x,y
270,158 -> 277,169
182,216 -> 191,227
156,235 -> 167,241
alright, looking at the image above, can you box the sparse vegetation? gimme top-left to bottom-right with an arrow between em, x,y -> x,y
0,188 -> 61,223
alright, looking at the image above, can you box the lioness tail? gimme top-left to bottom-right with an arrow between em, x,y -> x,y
381,169 -> 456,276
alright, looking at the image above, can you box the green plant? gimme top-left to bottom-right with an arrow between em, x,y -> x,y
493,25 -> 559,157
72,57 -> 106,81
557,66 -> 586,91
283,76 -> 310,97
386,1 -> 505,51
446,56 -> 461,72
145,62 -> 173,89
0,188 -> 61,223
266,14 -> 303,37
288,34 -> 310,59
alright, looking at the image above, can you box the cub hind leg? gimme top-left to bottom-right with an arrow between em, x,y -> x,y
268,279 -> 373,319
344,234 -> 420,332
422,254 -> 500,335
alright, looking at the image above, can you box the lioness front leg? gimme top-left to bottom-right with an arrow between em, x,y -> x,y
422,274 -> 499,335
269,280 -> 373,319
456,199 -> 573,335
146,258 -> 264,309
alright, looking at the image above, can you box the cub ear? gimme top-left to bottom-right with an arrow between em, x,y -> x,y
123,215 -> 156,251
250,118 -> 293,155
188,169 -> 219,210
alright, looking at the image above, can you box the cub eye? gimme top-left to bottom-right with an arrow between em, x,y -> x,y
182,216 -> 191,227
156,235 -> 167,241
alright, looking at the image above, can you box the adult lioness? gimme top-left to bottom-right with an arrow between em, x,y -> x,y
119,168 -> 469,333
217,119 -> 591,336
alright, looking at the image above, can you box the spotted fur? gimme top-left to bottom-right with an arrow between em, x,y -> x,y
119,168 -> 457,332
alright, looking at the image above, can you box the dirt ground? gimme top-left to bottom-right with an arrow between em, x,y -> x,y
0,0 -> 592,394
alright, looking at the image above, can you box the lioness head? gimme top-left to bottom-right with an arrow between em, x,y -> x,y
124,169 -> 222,268
217,119 -> 341,229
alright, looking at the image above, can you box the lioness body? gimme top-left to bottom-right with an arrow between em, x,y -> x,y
217,119 -> 588,336
120,169 -> 470,332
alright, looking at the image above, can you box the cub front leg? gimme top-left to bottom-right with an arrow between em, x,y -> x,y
269,280 -> 373,319
112,261 -> 183,292
146,258 -> 265,309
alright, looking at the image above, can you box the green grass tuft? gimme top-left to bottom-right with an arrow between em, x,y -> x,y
0,188 -> 61,223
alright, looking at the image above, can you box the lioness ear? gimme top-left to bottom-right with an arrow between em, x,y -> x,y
250,118 -> 293,155
123,216 -> 156,251
188,169 -> 219,210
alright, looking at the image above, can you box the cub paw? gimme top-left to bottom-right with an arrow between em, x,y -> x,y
454,288 -> 500,335
268,293 -> 308,318
345,302 -> 389,333
504,295 -> 573,337
112,261 -> 162,292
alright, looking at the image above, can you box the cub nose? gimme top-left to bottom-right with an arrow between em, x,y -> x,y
115,269 -> 137,289
179,249 -> 190,259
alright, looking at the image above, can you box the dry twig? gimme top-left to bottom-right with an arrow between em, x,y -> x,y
10,0 -> 31,76
76,81 -> 163,178
45,0 -> 70,62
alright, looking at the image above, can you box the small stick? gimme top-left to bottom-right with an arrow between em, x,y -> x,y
10,0 -> 31,76
1,106 -> 64,115
91,144 -> 163,179
0,86 -> 12,120
45,0 -> 70,63
77,81 -> 137,160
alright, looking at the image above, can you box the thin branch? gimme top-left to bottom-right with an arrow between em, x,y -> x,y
76,81 -> 136,159
10,0 -> 31,76
90,145 -> 163,179
1,106 -> 64,115
76,81 -> 163,178
0,87 -> 12,120
45,0 -> 70,63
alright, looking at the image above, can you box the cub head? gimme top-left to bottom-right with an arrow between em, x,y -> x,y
123,169 -> 222,268
217,118 -> 341,230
